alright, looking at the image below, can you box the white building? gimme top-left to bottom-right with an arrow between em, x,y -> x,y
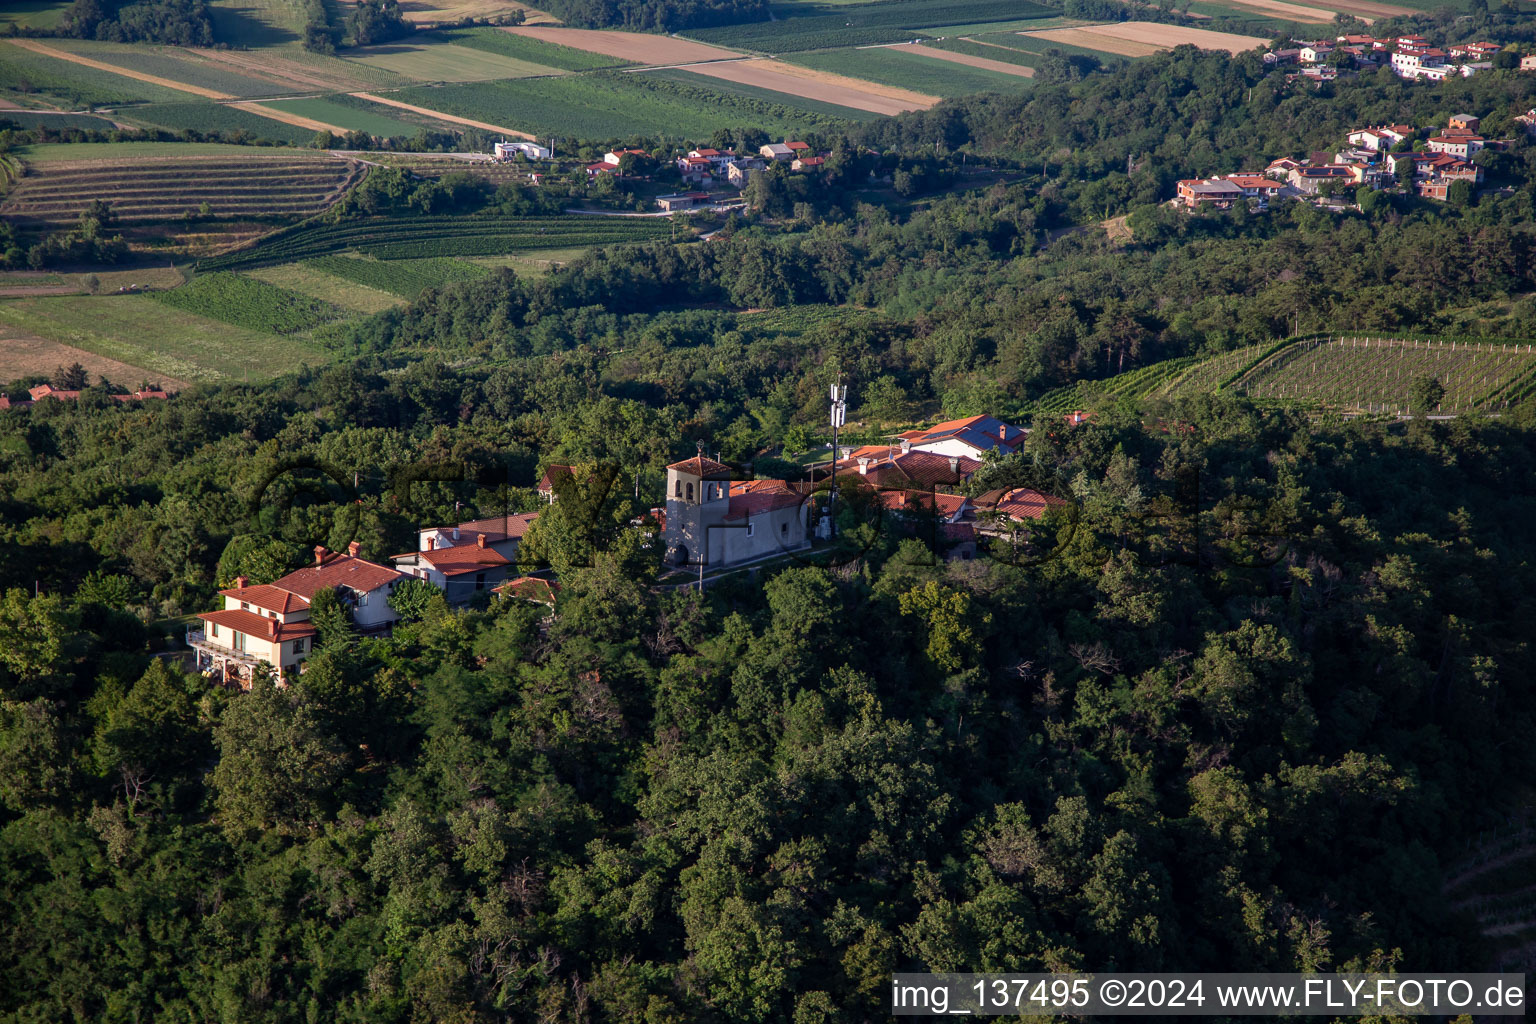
495,140 -> 551,161
392,513 -> 539,603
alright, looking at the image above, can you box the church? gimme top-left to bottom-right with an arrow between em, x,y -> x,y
663,455 -> 810,568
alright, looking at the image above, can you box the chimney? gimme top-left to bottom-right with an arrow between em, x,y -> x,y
899,438 -> 911,454
347,540 -> 360,559
476,533 -> 486,549
314,544 -> 327,565
948,457 -> 960,476
452,527 -> 461,541
235,575 -> 248,589
857,457 -> 870,475
266,616 -> 277,638
427,536 -> 436,550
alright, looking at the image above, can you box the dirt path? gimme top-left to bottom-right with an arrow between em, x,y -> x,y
882,43 -> 1034,78
228,100 -> 349,134
685,58 -> 937,115
501,25 -> 742,64
6,39 -> 234,99
349,92 -> 536,138
0,326 -> 191,391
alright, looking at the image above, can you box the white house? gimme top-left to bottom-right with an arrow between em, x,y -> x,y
495,140 -> 551,161
896,414 -> 1026,459
392,513 -> 539,603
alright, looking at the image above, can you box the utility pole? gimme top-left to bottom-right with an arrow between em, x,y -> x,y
828,376 -> 847,541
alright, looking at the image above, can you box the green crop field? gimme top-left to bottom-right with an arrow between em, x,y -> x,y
346,42 -> 566,82
42,40 -> 294,97
0,111 -> 120,131
13,141 -> 315,163
261,97 -> 423,137
195,213 -> 680,270
429,27 -> 636,71
208,0 -> 308,47
685,0 -> 1054,52
246,263 -> 406,313
150,272 -> 347,334
923,14 -> 1095,33
924,37 -> 1041,68
786,47 -> 1033,97
981,31 -> 1141,63
0,1 -> 69,30
0,42 -> 191,106
0,294 -> 328,382
640,68 -> 882,121
303,255 -> 489,298
119,102 -> 316,145
393,71 -> 843,142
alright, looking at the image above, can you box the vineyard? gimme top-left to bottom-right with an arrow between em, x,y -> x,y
683,0 -> 1054,52
431,27 -> 637,71
1234,335 -> 1536,413
0,154 -> 363,227
304,254 -> 489,297
118,102 -> 316,146
150,272 -> 347,334
196,214 -> 679,271
1158,343 -> 1271,396
42,39 -> 292,97
1029,356 -> 1200,414
786,48 -> 1034,98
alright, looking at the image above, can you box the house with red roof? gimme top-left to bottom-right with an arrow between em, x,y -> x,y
189,542 -> 405,686
29,383 -> 81,401
494,576 -> 560,607
896,414 -> 1025,459
392,511 -> 539,602
663,454 -> 809,568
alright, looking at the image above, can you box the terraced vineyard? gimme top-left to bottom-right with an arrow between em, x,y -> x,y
197,214 -> 680,270
1159,343 -> 1271,396
0,154 -> 364,227
1234,336 -> 1536,413
1030,356 -> 1200,414
305,254 -> 489,297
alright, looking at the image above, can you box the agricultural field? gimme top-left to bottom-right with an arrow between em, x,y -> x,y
0,41 -> 191,106
390,71 -> 844,140
346,92 -> 532,137
345,41 -> 568,82
260,97 -> 423,137
345,0 -> 558,26
304,254 -> 490,297
0,324 -> 191,393
208,0 -> 309,46
1233,336 -> 1536,412
955,31 -> 1144,64
150,272 -> 346,334
246,263 -> 407,313
683,0 -> 1055,53
195,213 -> 680,270
0,1 -> 68,31
39,40 -> 296,97
783,48 -> 1031,98
641,68 -> 882,121
881,43 -> 1036,78
499,27 -> 742,65
1023,23 -> 1270,57
429,27 -> 635,71
1159,343 -> 1270,397
0,151 -> 363,227
923,37 -> 1046,69
0,111 -> 120,131
682,58 -> 937,115
469,246 -> 591,277
0,294 -> 328,383
185,47 -> 408,93
117,102 -> 316,145
1029,356 -> 1201,414
1189,0 -> 1336,23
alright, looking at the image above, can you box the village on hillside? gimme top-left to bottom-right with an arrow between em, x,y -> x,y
184,412 -> 1081,687
1264,33 -> 1503,82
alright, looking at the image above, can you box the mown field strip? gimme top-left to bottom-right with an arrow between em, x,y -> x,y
185,47 -> 381,92
229,100 -> 349,134
6,38 -> 234,99
349,91 -> 536,138
683,58 -> 938,115
0,324 -> 192,390
1065,22 -> 1271,54
881,42 -> 1035,78
1197,0 -> 1338,21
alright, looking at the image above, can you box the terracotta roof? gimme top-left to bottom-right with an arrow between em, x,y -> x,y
724,479 -> 804,521
409,544 -> 512,576
494,576 -> 560,605
668,455 -> 732,477
875,489 -> 970,518
978,487 -> 1070,521
29,385 -> 79,401
219,583 -> 308,614
898,414 -> 1025,453
830,448 -> 981,489
199,608 -> 317,641
428,512 -> 539,543
537,464 -> 573,492
273,552 -> 403,598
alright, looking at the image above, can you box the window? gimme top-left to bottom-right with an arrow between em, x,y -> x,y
294,637 -> 306,654
358,591 -> 368,606
686,482 -> 694,502
233,631 -> 245,652
240,602 -> 249,611
781,522 -> 788,537
746,522 -> 755,538
210,623 -> 219,638
475,573 -> 486,590
674,480 -> 682,497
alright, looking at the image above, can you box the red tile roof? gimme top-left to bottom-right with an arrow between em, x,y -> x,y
410,545 -> 512,576
29,385 -> 80,401
494,576 -> 560,605
537,464 -> 573,492
724,479 -> 804,521
830,448 -> 981,489
668,455 -> 732,477
898,414 -> 1025,452
978,487 -> 1070,521
428,512 -> 539,543
273,552 -> 403,599
199,608 -> 317,641
218,583 -> 308,614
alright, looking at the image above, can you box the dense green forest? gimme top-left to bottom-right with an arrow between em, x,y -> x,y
4,43 -> 1536,1023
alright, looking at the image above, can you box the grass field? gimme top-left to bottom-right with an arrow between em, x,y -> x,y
246,263 -> 406,313
208,0 -> 308,46
261,97 -> 423,137
950,32 -> 1138,64
118,102 -> 317,145
429,27 -> 636,70
0,2 -> 68,30
641,68 -> 881,121
12,141 -> 314,163
392,71 -> 841,140
0,294 -> 328,383
923,37 -> 1042,68
0,325 -> 192,392
468,246 -> 591,277
304,254 -> 490,297
150,272 -> 346,333
346,41 -> 567,81
785,47 -> 1033,97
685,0 -> 1055,52
0,111 -> 120,131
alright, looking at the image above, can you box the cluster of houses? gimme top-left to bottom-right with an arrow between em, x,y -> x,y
188,413 -> 1084,686
1265,34 -> 1501,81
0,383 -> 170,409
1175,114 -> 1489,208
